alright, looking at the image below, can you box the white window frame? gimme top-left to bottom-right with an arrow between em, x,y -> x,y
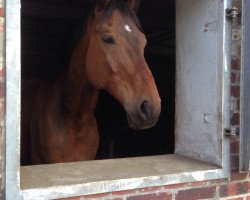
5,0 -> 232,199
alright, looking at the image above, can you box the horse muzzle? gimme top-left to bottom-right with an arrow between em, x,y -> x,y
126,100 -> 161,130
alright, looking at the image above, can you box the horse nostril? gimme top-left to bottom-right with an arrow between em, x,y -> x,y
139,100 -> 151,121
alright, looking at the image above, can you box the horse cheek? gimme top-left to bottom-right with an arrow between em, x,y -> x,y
86,48 -> 101,88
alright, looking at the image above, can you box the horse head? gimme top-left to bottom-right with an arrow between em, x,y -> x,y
86,0 -> 161,130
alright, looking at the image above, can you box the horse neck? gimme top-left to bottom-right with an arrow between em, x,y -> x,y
60,20 -> 99,122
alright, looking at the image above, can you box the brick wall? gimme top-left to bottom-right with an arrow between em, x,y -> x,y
0,0 -> 4,199
62,177 -> 250,199
230,0 -> 242,173
0,0 -> 249,200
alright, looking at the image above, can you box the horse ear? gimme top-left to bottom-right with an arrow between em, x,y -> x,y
126,0 -> 141,12
94,0 -> 109,17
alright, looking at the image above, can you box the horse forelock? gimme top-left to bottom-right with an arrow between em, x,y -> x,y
98,0 -> 143,33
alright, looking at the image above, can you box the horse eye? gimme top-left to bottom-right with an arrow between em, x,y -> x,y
102,35 -> 116,44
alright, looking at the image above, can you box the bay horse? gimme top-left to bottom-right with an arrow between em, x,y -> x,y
21,0 -> 161,165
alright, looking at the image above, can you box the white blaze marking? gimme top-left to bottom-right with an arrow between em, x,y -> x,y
124,24 -> 132,32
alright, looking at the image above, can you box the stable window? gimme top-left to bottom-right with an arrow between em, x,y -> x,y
6,0 -> 234,199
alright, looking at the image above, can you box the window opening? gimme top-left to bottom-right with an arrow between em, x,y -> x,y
21,0 -> 176,164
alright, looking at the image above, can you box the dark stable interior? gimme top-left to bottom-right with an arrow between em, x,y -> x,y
21,0 -> 175,159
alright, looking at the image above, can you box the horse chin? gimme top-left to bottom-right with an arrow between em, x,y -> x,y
126,114 -> 158,130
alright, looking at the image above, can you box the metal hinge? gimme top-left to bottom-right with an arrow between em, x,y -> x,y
225,127 -> 239,137
226,7 -> 239,27
225,7 -> 240,138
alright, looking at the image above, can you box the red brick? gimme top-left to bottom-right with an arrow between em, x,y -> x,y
228,198 -> 244,200
127,193 -> 171,200
0,8 -> 3,17
231,59 -> 241,70
246,196 -> 250,200
231,154 -> 239,170
187,181 -> 208,187
230,171 -> 248,181
231,86 -> 240,97
112,189 -> 137,196
164,183 -> 186,189
138,186 -> 162,193
209,178 -> 229,185
219,181 -> 250,197
231,139 -> 240,154
176,187 -> 216,200
0,82 -> 4,97
84,192 -> 110,199
0,66 -> 4,78
231,113 -> 240,126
